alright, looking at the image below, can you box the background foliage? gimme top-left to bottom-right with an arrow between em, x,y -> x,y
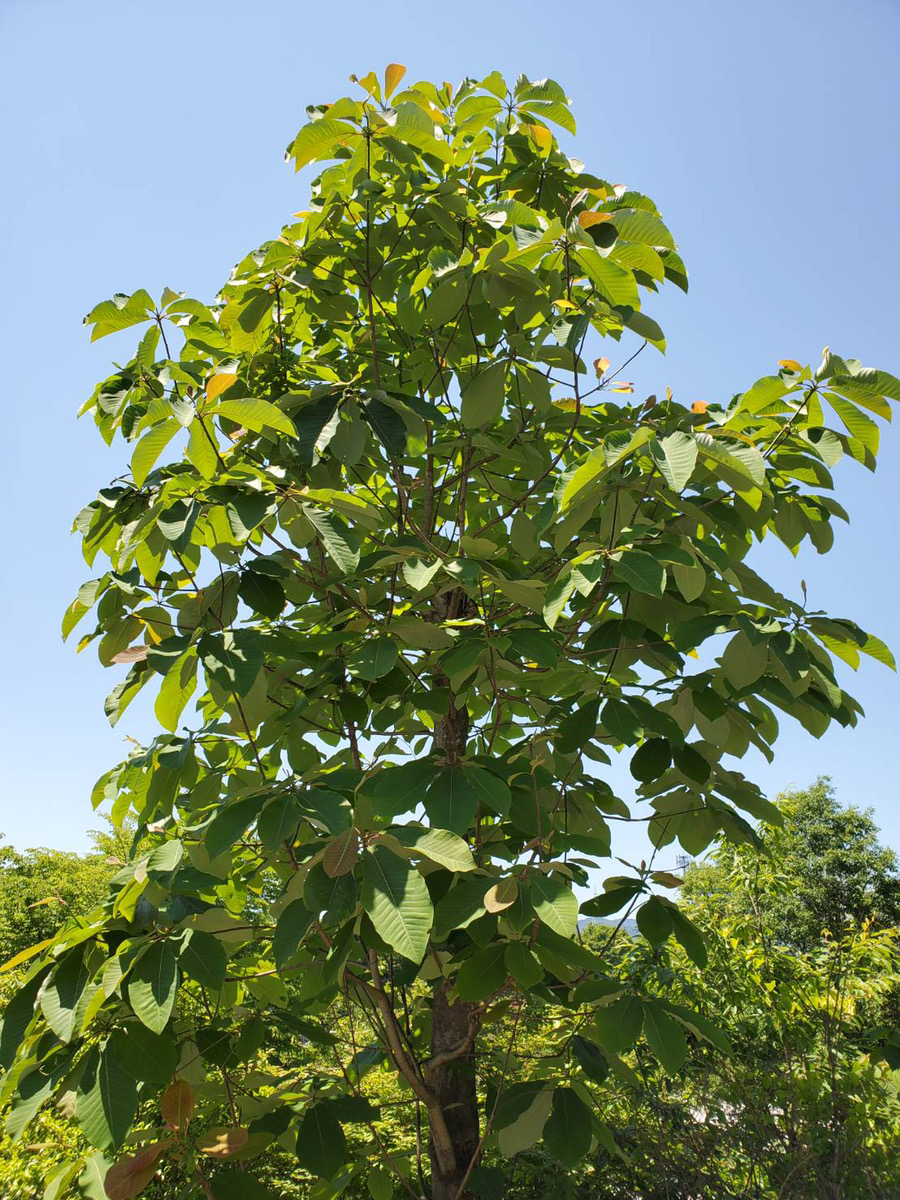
2,783 -> 899,1198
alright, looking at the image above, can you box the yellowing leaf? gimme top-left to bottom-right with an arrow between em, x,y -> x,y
527,124 -> 553,153
579,212 -> 614,228
778,359 -> 803,372
384,63 -> 407,99
692,400 -> 709,414
593,356 -> 610,376
206,374 -> 238,404
610,382 -> 634,394
484,877 -> 519,913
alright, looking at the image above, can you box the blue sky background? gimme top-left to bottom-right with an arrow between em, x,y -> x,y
2,0 -> 898,864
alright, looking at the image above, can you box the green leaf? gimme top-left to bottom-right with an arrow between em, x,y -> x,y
216,397 -> 297,439
347,638 -> 398,681
642,1002 -> 688,1074
288,118 -> 359,170
496,1086 -> 553,1157
200,630 -> 263,697
362,395 -> 408,457
636,895 -> 674,946
40,948 -> 90,1043
296,1103 -> 347,1179
301,505 -> 360,574
424,769 -> 479,835
432,876 -> 490,937
505,941 -> 543,990
128,940 -> 179,1034
273,900 -> 315,969
531,874 -> 578,937
188,418 -> 219,479
593,995 -> 643,1053
464,766 -> 512,815
630,738 -> 672,783
826,393 -> 880,453
109,1025 -> 177,1088
0,966 -> 49,1069
721,631 -> 768,690
543,1086 -> 592,1167
388,824 -> 476,872
612,550 -> 666,598
179,929 -> 227,991
257,792 -> 300,850
154,648 -> 197,733
456,942 -> 508,1001
132,420 -> 180,487
84,290 -> 154,340
304,863 -> 357,926
572,1034 -> 610,1084
361,845 -> 433,962
609,207 -> 676,250
650,432 -> 697,492
575,247 -> 640,309
461,363 -> 506,428
669,906 -> 708,968
239,571 -> 286,618
205,795 -> 265,860
75,1043 -> 138,1150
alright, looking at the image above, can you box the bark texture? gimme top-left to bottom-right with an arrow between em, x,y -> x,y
427,983 -> 480,1200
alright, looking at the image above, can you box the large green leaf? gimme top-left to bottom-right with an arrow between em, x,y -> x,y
388,824 -> 476,871
461,362 -> 506,428
216,397 -> 297,439
75,1043 -> 138,1150
542,1087 -> 592,1167
650,432 -> 697,492
456,942 -> 508,1001
424,768 -> 479,835
109,1025 -> 177,1088
179,929 -> 227,991
128,941 -> 179,1034
361,845 -> 433,962
295,1104 -> 347,1179
531,874 -> 578,937
288,118 -> 360,170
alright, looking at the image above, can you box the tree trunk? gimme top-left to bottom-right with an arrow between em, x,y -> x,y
428,982 -> 480,1200
428,585 -> 480,1199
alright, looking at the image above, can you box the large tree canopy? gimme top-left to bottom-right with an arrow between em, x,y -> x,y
0,65 -> 896,1200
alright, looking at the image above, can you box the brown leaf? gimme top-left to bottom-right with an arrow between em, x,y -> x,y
161,1079 -> 193,1129
111,645 -> 149,665
323,828 -> 361,878
196,1126 -> 250,1158
104,1141 -> 171,1200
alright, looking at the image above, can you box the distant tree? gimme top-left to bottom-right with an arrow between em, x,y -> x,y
683,778 -> 900,950
0,826 -> 128,964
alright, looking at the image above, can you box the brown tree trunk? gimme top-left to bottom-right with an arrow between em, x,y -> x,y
428,585 -> 480,1200
428,983 -> 480,1200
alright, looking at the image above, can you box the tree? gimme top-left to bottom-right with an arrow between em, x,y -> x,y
683,779 -> 900,950
1,65 -> 897,1200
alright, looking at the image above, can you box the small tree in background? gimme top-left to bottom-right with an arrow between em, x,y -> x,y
1,66 -> 897,1200
684,778 -> 900,951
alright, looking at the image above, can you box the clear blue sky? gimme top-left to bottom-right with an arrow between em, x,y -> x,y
2,0 -> 898,861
